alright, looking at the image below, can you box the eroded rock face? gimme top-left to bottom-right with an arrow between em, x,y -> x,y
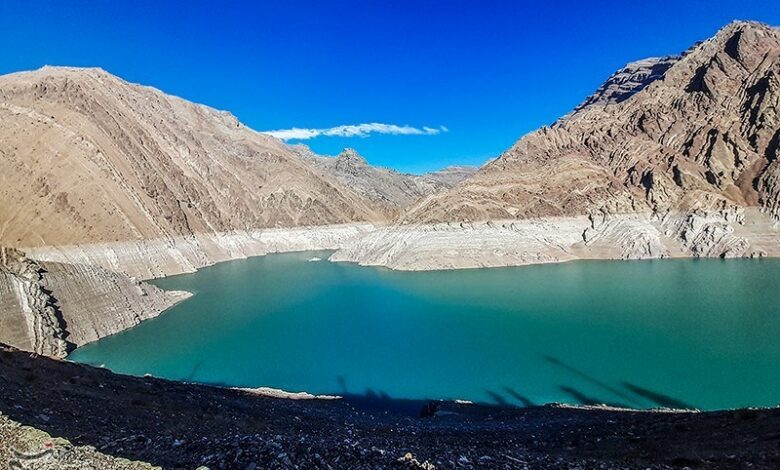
401,22 -> 780,234
0,247 -> 188,357
0,247 -> 68,356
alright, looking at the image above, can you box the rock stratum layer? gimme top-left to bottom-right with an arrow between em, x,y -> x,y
0,247 -> 188,357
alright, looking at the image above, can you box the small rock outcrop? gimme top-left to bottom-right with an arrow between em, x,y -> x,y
0,247 -> 189,357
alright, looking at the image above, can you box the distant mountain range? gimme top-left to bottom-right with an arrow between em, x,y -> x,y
2,21 -> 778,250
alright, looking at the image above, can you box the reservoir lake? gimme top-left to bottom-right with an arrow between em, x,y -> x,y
69,251 -> 780,410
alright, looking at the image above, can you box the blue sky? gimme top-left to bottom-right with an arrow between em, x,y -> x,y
1,1 -> 778,173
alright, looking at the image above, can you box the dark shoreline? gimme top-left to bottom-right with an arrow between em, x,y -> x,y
2,345 -> 779,469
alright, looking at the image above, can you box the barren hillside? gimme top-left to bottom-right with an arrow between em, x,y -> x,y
0,67 -> 385,248
400,21 -> 780,224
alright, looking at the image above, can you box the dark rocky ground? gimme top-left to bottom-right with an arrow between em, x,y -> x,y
1,345 -> 779,469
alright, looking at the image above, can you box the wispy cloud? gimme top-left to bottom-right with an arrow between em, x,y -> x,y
263,123 -> 448,141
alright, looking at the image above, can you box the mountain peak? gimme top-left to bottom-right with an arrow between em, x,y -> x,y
337,148 -> 368,165
39,65 -> 110,75
567,55 -> 679,116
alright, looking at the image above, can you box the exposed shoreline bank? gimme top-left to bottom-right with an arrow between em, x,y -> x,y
331,208 -> 780,270
5,208 -> 779,357
22,208 -> 780,279
23,223 -> 376,281
1,224 -> 375,357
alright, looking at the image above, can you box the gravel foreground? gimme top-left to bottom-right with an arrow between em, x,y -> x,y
1,345 -> 779,469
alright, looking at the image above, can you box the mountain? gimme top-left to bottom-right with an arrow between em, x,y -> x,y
0,67 -> 479,353
400,22 -> 780,225
293,145 -> 477,216
332,21 -> 780,269
424,165 -> 480,186
0,66 -> 387,249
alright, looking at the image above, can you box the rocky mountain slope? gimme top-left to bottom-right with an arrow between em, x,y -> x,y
293,145 -> 477,217
401,21 -> 780,224
0,66 -> 385,249
333,21 -> 780,269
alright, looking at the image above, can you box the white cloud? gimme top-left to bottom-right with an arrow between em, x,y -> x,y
263,122 -> 448,141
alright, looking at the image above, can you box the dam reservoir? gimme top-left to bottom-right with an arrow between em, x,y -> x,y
69,252 -> 780,410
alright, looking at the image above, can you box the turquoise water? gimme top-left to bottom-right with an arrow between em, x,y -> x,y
69,252 -> 780,410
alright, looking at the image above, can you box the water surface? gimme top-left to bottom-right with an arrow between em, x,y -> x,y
70,252 -> 780,410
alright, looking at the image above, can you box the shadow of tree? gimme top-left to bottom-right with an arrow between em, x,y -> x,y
183,362 -> 204,382
485,390 -> 511,406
